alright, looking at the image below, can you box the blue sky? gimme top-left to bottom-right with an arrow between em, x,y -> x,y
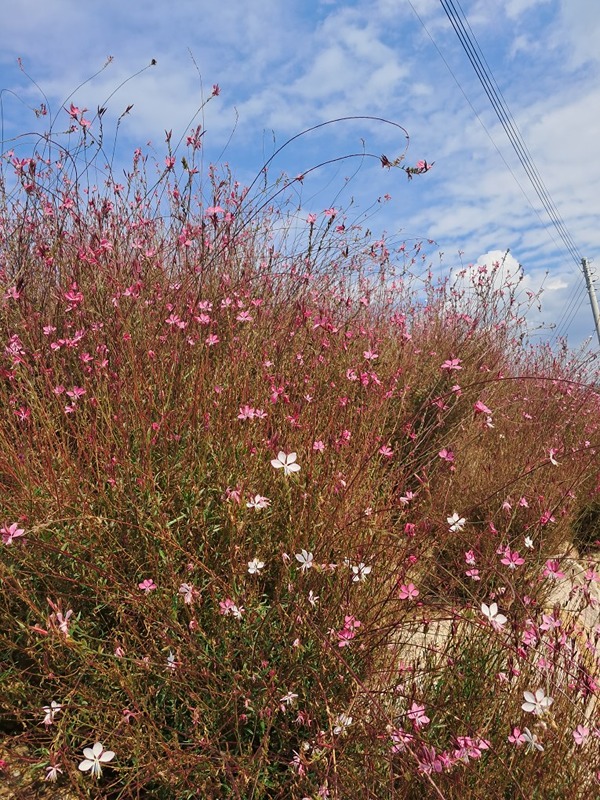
1,0 -> 599,349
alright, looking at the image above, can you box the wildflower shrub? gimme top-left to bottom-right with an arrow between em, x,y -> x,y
1,93 -> 600,799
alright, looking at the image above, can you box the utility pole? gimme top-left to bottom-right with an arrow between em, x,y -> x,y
582,258 -> 600,349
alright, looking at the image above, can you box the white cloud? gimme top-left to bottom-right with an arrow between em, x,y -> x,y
558,0 -> 600,65
504,0 -> 553,19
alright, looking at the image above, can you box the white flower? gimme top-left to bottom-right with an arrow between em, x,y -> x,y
178,583 -> 196,605
548,449 -> 560,466
42,700 -> 62,727
522,689 -> 553,715
280,691 -> 298,706
481,602 -> 507,630
524,536 -> 534,549
246,494 -> 271,510
78,742 -> 115,778
351,563 -> 372,582
248,558 -> 265,574
295,549 -> 314,572
271,451 -> 301,476
45,764 -> 63,782
333,713 -> 353,735
166,650 -> 178,671
308,590 -> 319,607
522,727 -> 544,752
447,512 -> 466,532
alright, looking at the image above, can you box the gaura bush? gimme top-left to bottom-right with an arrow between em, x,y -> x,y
1,77 -> 600,799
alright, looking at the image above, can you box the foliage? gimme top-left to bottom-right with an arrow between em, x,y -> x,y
1,77 -> 600,799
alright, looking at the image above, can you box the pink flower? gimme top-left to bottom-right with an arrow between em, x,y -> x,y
508,727 -> 527,745
64,283 -> 83,304
417,745 -> 442,775
224,486 -> 242,504
343,615 -> 361,631
539,613 -> 560,632
573,725 -> 590,745
408,703 -> 430,728
1,522 -> 26,545
219,599 -> 244,618
543,559 -> 565,580
454,736 -> 489,763
337,628 -> 356,647
585,568 -> 600,583
398,583 -> 419,600
500,547 -> 524,569
237,404 -> 256,420
14,406 -> 30,421
138,579 -> 157,593
337,614 -> 361,645
390,727 -> 415,753
66,386 -> 86,400
165,313 -> 186,328
438,448 -> 455,463
312,440 -> 325,452
441,358 -> 462,371
474,400 -> 492,416
306,213 -> 317,224
44,762 -> 63,782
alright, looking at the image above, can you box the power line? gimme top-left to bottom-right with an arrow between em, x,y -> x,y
553,286 -> 588,341
438,0 -> 582,270
438,0 -> 600,347
405,0 -> 578,270
407,0 -> 597,346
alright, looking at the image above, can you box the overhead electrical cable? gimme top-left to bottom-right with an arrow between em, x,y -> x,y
438,0 -> 582,270
437,0 -> 593,344
405,0 -> 577,270
552,282 -> 589,342
415,0 -> 595,345
407,0 -> 597,346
